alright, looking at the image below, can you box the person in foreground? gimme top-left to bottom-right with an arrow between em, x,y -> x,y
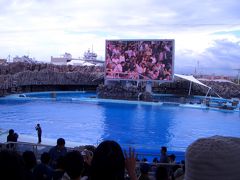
49,138 -> 67,168
33,152 -> 53,180
0,150 -> 25,180
61,151 -> 84,180
90,140 -> 137,180
185,135 -> 240,180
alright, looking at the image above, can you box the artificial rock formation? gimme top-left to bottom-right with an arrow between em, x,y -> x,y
1,62 -> 239,100
0,62 -> 104,96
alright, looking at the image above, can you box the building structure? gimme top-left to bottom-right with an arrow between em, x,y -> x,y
51,50 -> 104,66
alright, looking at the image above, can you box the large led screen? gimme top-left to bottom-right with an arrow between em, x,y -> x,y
105,40 -> 174,81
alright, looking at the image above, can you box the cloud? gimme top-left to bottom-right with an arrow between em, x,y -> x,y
175,39 -> 240,75
0,0 -> 239,75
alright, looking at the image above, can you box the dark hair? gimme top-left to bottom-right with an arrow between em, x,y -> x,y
41,152 -> 51,164
169,154 -> 176,161
90,140 -> 125,180
64,151 -> 84,179
0,150 -> 25,180
9,129 -> 14,135
22,151 -> 37,170
155,166 -> 168,180
57,138 -> 65,146
161,146 -> 167,153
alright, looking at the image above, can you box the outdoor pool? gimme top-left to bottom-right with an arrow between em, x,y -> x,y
0,91 -> 240,154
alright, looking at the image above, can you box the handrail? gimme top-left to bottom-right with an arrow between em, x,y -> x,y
1,141 -> 186,156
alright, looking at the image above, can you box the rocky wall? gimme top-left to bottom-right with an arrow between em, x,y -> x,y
0,62 -> 104,96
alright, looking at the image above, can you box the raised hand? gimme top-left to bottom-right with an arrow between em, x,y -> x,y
124,147 -> 137,180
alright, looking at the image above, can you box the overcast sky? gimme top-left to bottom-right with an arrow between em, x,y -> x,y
0,0 -> 239,75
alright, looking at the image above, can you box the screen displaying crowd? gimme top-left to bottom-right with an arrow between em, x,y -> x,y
105,40 -> 174,81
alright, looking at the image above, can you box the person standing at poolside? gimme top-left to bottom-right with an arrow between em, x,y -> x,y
35,124 -> 42,144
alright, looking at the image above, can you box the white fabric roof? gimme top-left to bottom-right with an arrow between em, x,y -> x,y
174,74 -> 211,88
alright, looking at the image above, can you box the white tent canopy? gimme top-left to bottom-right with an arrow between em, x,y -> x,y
174,74 -> 211,88
174,73 -> 212,96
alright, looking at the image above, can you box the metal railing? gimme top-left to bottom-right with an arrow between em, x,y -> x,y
1,141 -> 186,162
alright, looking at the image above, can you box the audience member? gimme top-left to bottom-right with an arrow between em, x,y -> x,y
52,156 -> 65,180
159,146 -> 168,163
81,149 -> 93,179
14,132 -> 19,141
185,135 -> 240,180
90,140 -> 125,180
90,140 -> 137,180
151,157 -> 159,172
33,152 -> 53,180
49,138 -> 67,169
7,129 -> 15,142
7,129 -> 18,149
138,163 -> 151,180
61,151 -> 84,180
22,150 -> 37,180
141,157 -> 148,163
174,165 -> 184,180
168,154 -> 176,164
0,150 -> 25,180
155,166 -> 169,180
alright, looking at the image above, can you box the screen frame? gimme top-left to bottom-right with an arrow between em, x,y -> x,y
104,39 -> 175,82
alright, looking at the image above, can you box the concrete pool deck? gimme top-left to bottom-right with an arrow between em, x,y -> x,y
0,131 -> 83,148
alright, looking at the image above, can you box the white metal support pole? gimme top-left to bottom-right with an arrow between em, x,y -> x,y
205,88 -> 211,98
188,81 -> 192,96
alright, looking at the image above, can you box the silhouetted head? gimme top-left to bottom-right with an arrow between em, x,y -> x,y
64,151 -> 84,179
57,138 -> 65,149
22,151 -> 37,170
90,140 -> 125,180
161,146 -> 167,154
9,129 -> 14,135
168,154 -> 176,162
41,152 -> 51,164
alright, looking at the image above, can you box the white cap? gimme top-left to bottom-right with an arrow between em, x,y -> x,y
185,135 -> 240,180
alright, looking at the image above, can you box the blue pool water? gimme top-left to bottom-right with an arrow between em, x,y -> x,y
0,92 -> 240,155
